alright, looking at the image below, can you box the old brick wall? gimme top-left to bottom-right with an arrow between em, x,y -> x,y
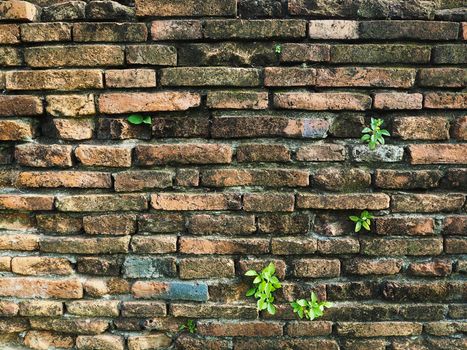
0,0 -> 466,349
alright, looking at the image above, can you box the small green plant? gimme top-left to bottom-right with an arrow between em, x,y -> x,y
245,262 -> 282,315
179,319 -> 197,334
361,118 -> 390,150
349,210 -> 374,232
127,114 -> 152,125
274,44 -> 282,54
291,291 -> 333,320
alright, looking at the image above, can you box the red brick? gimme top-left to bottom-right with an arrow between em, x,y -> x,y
375,169 -> 442,189
0,278 -> 82,299
243,193 -> 295,212
135,0 -> 236,17
105,69 -> 156,88
76,335 -> 124,350
45,94 -> 95,117
21,23 -> 71,42
361,238 -> 444,256
151,193 -> 241,211
73,23 -> 147,42
0,195 -> 54,211
36,214 -> 82,234
392,194 -> 465,213
56,194 -> 147,212
344,258 -> 403,275
113,170 -> 173,192
418,68 -> 467,88
75,145 -> 132,168
0,234 -> 39,251
309,20 -> 359,39
15,144 -> 73,168
11,257 -> 73,276
443,216 -> 467,235
135,144 -> 232,165
280,44 -> 330,62
393,116 -> 449,140
127,335 -> 171,350
258,214 -> 309,234
30,318 -> 109,335
0,95 -> 43,116
207,90 -> 268,109
313,167 -> 371,191
6,69 -> 103,91
264,67 -> 316,87
98,92 -> 201,113
175,169 -> 199,187
452,116 -> 467,140
293,258 -> 340,278
17,171 -> 111,189
337,322 -> 422,337
424,92 -> 467,109
188,214 -> 256,235
286,321 -> 332,336
375,217 -> 435,236
297,193 -> 390,210
24,331 -> 74,350
179,257 -> 235,279
198,321 -> 283,337
237,144 -> 291,162
43,118 -> 94,141
83,214 -> 136,235
296,144 -> 347,161
274,92 -> 371,111
40,236 -> 130,254
179,237 -> 269,255
408,144 -> 467,164
409,259 -> 452,277
445,238 -> 467,254
373,93 -> 423,109
317,67 -> 416,88
130,235 -> 177,254
0,213 -> 34,231
19,300 -> 63,316
318,236 -> 360,254
272,237 -> 317,255
0,120 -> 35,141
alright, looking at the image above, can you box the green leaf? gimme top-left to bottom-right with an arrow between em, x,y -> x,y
380,129 -> 390,136
361,127 -> 372,133
349,216 -> 360,222
127,114 -> 144,125
245,270 -> 258,276
355,221 -> 362,232
362,221 -> 370,231
253,276 -> 261,284
246,288 -> 256,297
143,116 -> 152,124
267,303 -> 276,315
361,134 -> 371,141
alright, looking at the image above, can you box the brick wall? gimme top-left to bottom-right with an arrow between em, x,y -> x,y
0,0 -> 466,349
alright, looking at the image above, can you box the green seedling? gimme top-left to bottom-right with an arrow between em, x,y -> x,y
179,319 -> 197,334
291,291 -> 333,320
361,118 -> 390,150
245,262 -> 282,315
127,114 -> 152,125
349,210 -> 374,232
275,44 -> 282,54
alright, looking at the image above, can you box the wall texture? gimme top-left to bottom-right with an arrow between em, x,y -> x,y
0,0 -> 466,349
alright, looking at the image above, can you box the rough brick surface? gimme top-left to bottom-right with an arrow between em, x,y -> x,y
0,1 -> 465,348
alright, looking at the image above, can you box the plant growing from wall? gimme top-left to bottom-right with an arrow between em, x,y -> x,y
291,291 -> 333,320
179,319 -> 197,334
274,44 -> 282,54
349,210 -> 374,232
361,118 -> 390,150
245,262 -> 282,315
127,114 -> 152,125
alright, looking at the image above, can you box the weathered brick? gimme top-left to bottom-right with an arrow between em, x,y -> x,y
75,145 -> 132,168
151,20 -> 202,40
408,144 -> 467,164
452,116 -> 467,141
122,301 -> 166,317
36,214 -> 82,234
98,92 -> 201,113
296,144 -> 347,161
30,318 -> 108,335
0,194 -> 54,211
265,67 -> 316,87
131,235 -> 177,254
83,214 -> 136,235
294,259 -> 340,278
105,69 -> 156,88
297,193 -> 390,210
73,22 -> 147,42
272,237 -> 317,255
286,321 -> 332,336
352,145 -> 404,163
345,258 -> 403,275
392,194 -> 465,212
42,118 -> 94,140
0,213 -> 34,231
374,93 -> 423,110
418,68 -> 467,87
361,237 -> 443,256
56,194 -> 147,212
313,167 -> 371,191
331,44 -> 430,63
45,94 -> 95,117
445,238 -> 467,254
175,169 -> 199,187
138,213 -> 184,233
161,67 -> 261,87
126,45 -> 177,66
207,90 -> 268,109
21,22 -> 71,42
258,214 -> 309,234
171,303 -> 256,319
67,300 -> 119,317
383,281 -> 464,302
188,214 -> 256,235
0,24 -> 20,43
42,2 -> 86,21
6,69 -> 103,91
309,20 -> 359,39
0,95 -> 43,116
202,168 -> 309,187
24,331 -> 74,350
375,169 -> 443,189
132,281 -> 209,301
237,144 -> 291,162
443,216 -> 467,235
337,322 -> 422,337
424,92 -> 467,109
409,259 -> 452,277
198,321 -> 283,337
17,171 -> 111,189
0,278 -> 82,299
0,0 -> 39,22
19,300 -> 62,317
86,1 -> 134,21
152,114 -> 209,138
433,44 -> 467,64
179,237 -> 269,255
239,259 -> 286,280
0,120 -> 35,141
135,0 -> 236,17
96,118 -> 151,140
318,237 -> 360,254
375,216 -> 435,236
152,193 -> 240,211
275,92 -> 372,111
128,335 -> 172,350
280,43 -> 330,62
0,47 -> 21,66
244,193 -> 295,212
25,45 -> 124,67
113,170 -> 172,192
317,67 -> 416,88
135,144 -> 232,165
11,257 -> 72,276
394,116 -> 449,140
76,335 -> 124,350
235,339 -> 338,350
205,19 -> 305,39
360,20 -> 459,40
77,256 -> 122,276
41,236 -> 130,254
15,144 -> 73,168
179,257 -> 235,279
